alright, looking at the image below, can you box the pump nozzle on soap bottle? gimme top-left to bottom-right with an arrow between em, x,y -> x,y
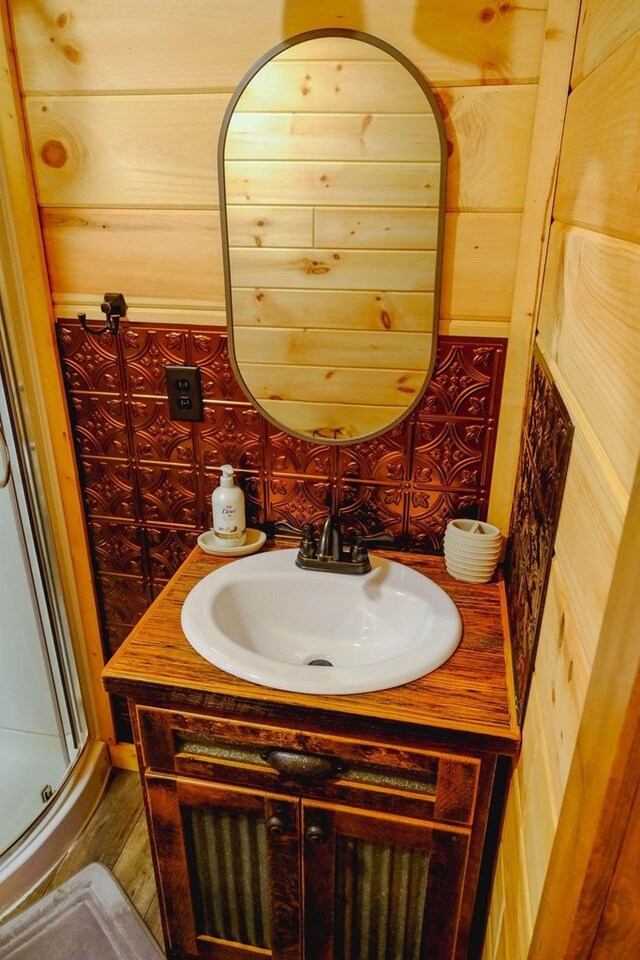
212,464 -> 246,548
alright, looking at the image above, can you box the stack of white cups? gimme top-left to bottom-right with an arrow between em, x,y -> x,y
443,519 -> 502,583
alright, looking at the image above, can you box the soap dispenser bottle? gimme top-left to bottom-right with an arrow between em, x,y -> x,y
212,465 -> 246,548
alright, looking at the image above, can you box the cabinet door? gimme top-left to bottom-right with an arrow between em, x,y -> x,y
303,802 -> 469,960
146,773 -> 302,960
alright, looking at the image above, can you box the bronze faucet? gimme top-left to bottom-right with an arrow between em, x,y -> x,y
295,515 -> 371,575
316,514 -> 342,561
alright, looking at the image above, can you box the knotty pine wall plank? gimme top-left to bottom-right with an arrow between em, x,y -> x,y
10,0 -> 547,92
571,0 -> 640,86
516,685 -> 557,919
530,560 -> 590,812
42,209 -> 521,320
26,87 -> 536,211
538,223 -> 640,496
555,32 -> 640,245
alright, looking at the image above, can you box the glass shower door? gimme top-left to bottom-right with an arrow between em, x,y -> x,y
0,379 -> 80,854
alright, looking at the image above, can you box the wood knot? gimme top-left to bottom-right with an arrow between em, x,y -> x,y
304,259 -> 330,275
56,11 -> 70,28
41,139 -> 68,168
434,90 -> 452,114
479,6 -> 495,22
62,43 -> 82,64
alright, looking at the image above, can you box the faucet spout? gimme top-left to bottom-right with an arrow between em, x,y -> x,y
316,514 -> 342,561
295,512 -> 371,574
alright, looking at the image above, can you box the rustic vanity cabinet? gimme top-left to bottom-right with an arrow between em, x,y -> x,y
144,764 -> 469,960
103,544 -> 519,960
137,705 -> 482,960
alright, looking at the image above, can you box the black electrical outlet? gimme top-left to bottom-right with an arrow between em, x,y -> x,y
165,365 -> 203,422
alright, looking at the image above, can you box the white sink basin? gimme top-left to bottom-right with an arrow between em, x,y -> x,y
181,549 -> 462,695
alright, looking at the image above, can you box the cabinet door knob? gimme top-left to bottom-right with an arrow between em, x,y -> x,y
305,824 -> 326,845
266,815 -> 285,838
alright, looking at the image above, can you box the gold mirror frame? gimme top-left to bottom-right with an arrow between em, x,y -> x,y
219,28 -> 447,445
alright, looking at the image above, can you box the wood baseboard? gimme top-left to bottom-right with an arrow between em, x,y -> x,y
108,743 -> 139,771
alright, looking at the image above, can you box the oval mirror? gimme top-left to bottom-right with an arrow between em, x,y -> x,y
219,29 -> 446,444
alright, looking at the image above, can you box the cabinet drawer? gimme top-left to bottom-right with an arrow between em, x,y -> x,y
136,705 -> 480,825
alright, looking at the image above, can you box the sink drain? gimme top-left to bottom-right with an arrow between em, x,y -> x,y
307,658 -> 333,667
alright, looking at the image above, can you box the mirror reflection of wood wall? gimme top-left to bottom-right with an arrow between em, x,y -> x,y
223,36 -> 443,441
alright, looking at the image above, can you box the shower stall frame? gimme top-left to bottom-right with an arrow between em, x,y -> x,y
0,29 -> 112,909
0,266 -> 110,915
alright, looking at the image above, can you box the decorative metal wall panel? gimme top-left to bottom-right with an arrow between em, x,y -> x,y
505,347 -> 573,721
56,319 -> 506,741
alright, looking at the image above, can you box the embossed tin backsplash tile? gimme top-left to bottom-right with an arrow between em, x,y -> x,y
57,318 -> 506,740
505,347 -> 573,722
122,326 -> 189,394
57,323 -> 121,393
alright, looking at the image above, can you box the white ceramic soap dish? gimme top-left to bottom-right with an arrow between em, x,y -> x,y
197,528 -> 267,557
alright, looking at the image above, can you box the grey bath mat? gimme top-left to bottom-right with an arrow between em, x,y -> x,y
0,862 -> 165,959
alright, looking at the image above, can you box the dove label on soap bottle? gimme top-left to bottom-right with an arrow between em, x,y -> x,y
212,464 -> 246,547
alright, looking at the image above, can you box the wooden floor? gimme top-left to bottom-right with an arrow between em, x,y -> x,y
6,769 -> 163,948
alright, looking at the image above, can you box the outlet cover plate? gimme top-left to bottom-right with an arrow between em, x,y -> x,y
165,365 -> 203,422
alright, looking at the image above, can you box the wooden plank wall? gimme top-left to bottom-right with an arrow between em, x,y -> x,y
482,3 -> 640,958
9,0 -> 544,347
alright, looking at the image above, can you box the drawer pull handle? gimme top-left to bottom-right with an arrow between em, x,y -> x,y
305,824 -> 326,845
266,815 -> 284,838
263,749 -> 341,781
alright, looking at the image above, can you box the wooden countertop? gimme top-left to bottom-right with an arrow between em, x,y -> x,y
103,542 -> 520,755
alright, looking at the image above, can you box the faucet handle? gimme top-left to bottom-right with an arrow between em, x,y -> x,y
350,532 -> 369,565
298,523 -> 316,559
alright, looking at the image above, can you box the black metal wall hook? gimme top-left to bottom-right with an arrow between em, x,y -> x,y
78,292 -> 127,336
